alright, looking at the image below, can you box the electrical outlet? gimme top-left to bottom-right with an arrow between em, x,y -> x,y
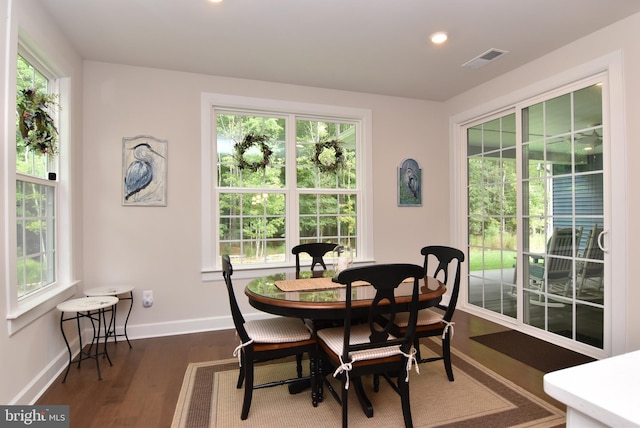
142,290 -> 153,308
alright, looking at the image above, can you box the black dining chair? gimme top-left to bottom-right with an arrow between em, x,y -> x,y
221,255 -> 317,420
292,242 -> 337,274
378,246 -> 464,383
316,263 -> 423,428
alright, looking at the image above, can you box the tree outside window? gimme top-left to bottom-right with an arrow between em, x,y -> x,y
15,54 -> 58,299
215,111 -> 358,266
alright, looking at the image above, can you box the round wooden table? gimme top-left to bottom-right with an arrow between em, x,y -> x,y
245,270 -> 446,320
244,270 -> 446,416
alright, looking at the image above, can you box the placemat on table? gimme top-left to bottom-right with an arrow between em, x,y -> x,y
274,277 -> 369,292
274,276 -> 418,292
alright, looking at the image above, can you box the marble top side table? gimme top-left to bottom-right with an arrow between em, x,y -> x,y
85,285 -> 135,348
57,296 -> 119,382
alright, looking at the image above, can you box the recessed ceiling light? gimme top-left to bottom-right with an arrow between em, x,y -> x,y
209,0 -> 223,3
430,32 -> 448,44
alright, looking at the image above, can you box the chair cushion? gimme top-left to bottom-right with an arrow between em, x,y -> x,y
390,308 -> 443,327
244,317 -> 312,344
317,324 -> 402,362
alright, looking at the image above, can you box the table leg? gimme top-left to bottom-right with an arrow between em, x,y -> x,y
98,308 -> 113,367
60,312 -> 73,383
353,376 -> 373,418
121,291 -> 133,348
89,310 -> 103,380
76,314 -> 83,369
105,304 -> 116,346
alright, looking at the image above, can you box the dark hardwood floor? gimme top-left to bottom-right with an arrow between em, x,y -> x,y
36,310 -> 566,427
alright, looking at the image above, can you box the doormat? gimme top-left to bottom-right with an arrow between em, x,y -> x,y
470,330 -> 596,373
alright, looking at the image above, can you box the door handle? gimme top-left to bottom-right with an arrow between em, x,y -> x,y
597,230 -> 608,252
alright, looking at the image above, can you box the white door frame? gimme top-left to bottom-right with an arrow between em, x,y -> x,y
450,51 -> 627,359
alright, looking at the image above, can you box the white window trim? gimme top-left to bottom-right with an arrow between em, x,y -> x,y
200,93 -> 374,281
4,42 -> 76,336
450,50 -> 627,358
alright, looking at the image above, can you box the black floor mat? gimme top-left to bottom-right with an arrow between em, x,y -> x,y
470,330 -> 596,372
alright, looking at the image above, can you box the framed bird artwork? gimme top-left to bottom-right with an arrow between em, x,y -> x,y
398,158 -> 422,207
122,135 -> 168,206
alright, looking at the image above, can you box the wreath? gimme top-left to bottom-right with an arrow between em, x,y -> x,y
233,134 -> 273,172
313,139 -> 344,173
17,88 -> 60,154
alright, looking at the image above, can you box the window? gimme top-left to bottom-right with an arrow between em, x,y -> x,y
15,54 -> 58,298
6,46 -> 74,335
201,94 -> 372,277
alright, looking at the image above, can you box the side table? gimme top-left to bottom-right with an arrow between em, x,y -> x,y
57,296 -> 119,382
85,285 -> 135,348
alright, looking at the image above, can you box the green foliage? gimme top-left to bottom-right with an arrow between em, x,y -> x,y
17,88 -> 60,154
16,55 -> 52,176
233,133 -> 273,172
313,139 -> 344,173
216,113 -> 358,262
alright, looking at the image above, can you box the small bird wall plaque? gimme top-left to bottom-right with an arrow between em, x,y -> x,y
122,135 -> 167,206
398,158 -> 421,207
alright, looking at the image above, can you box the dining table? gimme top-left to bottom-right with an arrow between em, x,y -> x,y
244,268 -> 447,417
245,269 -> 446,320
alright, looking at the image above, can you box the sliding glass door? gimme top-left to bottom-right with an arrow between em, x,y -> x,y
466,80 -> 607,350
467,113 -> 518,319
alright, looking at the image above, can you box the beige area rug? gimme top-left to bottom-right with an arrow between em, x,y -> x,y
171,341 -> 565,428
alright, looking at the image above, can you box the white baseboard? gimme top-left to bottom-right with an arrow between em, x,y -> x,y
18,313 -> 267,405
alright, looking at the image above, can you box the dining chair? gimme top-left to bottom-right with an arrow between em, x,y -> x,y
221,255 -> 317,420
292,242 -> 337,274
378,246 -> 464,382
316,263 -> 424,428
575,224 -> 604,299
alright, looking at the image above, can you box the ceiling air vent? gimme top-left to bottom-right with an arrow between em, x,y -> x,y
462,48 -> 509,69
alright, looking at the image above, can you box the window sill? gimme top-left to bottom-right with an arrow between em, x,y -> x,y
6,281 -> 78,336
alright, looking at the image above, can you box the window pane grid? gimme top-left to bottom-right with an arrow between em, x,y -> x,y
467,113 -> 518,318
215,109 -> 360,267
16,179 -> 56,299
16,55 -> 52,178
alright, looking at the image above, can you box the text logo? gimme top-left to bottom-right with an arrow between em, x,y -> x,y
0,406 -> 69,427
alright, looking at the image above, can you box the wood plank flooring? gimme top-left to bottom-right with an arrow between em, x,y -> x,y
36,310 -> 566,427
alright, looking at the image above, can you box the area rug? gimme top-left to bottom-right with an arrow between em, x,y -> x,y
471,330 -> 596,373
171,341 -> 565,428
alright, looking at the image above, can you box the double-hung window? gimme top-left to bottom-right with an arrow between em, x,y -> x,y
7,48 -> 73,335
15,54 -> 57,298
201,94 -> 372,276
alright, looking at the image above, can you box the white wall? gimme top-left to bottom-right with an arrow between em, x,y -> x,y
446,13 -> 640,352
1,0 -> 84,405
81,63 -> 449,339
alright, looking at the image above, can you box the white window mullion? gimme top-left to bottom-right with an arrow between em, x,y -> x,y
285,113 -> 298,264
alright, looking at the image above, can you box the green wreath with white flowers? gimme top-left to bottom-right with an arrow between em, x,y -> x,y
234,134 -> 273,172
313,139 -> 344,173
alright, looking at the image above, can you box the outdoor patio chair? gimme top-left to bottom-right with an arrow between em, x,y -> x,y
576,224 -> 604,299
529,226 -> 583,297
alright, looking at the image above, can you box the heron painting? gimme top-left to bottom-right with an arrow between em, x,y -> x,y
122,135 -> 167,206
398,158 -> 422,206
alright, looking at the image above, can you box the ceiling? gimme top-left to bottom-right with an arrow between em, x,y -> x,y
34,0 -> 640,102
